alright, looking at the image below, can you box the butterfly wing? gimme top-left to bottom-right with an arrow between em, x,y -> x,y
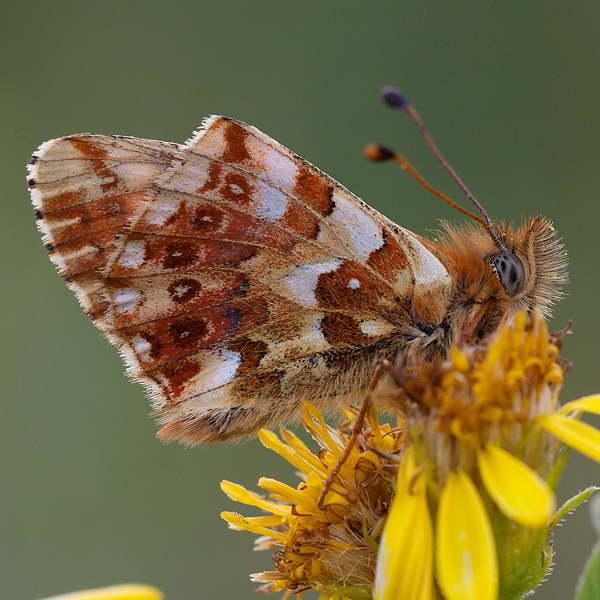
29,134 -> 182,318
29,117 -> 451,444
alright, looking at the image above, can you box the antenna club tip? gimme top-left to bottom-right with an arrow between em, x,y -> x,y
380,86 -> 409,110
363,143 -> 395,162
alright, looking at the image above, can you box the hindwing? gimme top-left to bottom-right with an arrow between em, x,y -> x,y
29,117 -> 452,444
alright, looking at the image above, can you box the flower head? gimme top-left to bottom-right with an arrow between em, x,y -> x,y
222,311 -> 600,600
392,310 -> 564,521
377,311 -> 600,600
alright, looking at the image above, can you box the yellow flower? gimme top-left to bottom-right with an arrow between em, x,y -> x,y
222,402 -> 403,599
222,311 -> 600,600
376,311 -> 600,600
35,585 -> 163,600
373,446 -> 433,600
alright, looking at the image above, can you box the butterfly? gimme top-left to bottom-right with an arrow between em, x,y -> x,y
27,95 -> 567,446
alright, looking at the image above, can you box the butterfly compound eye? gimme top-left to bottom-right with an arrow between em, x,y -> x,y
492,252 -> 525,297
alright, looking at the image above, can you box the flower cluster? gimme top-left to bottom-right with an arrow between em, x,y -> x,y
222,402 -> 403,599
223,312 -> 600,600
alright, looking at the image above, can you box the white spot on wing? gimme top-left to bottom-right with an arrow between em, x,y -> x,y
359,318 -> 395,337
255,180 -> 289,221
143,197 -> 181,226
146,348 -> 242,404
405,232 -> 450,289
347,278 -> 360,289
113,288 -> 141,314
318,190 -> 384,261
131,335 -> 152,362
251,138 -> 300,190
276,260 -> 342,307
260,312 -> 331,368
62,244 -> 98,262
205,348 -> 242,388
118,240 -> 145,269
298,313 -> 330,351
48,216 -> 81,232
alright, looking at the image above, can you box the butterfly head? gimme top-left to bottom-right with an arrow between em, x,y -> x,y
492,215 -> 567,316
377,88 -> 568,342
436,215 -> 567,348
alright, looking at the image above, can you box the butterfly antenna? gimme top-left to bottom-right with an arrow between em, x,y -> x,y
368,86 -> 506,251
364,143 -> 490,229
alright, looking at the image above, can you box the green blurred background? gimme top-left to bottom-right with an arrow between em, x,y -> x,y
2,2 -> 599,599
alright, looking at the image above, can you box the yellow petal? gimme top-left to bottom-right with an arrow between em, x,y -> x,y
220,480 -> 288,515
258,477 -> 318,511
248,515 -> 287,527
220,511 -> 288,540
477,444 -> 555,528
279,427 -> 327,474
450,346 -> 471,373
536,414 -> 600,462
305,471 -> 347,505
302,402 -> 345,457
374,447 -> 434,600
558,394 -> 600,416
364,402 -> 382,446
436,470 -> 498,600
35,585 -> 163,600
361,450 -> 381,469
259,430 -> 323,477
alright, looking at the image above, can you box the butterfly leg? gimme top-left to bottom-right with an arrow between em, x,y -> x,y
317,359 -> 401,509
459,296 -> 498,345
